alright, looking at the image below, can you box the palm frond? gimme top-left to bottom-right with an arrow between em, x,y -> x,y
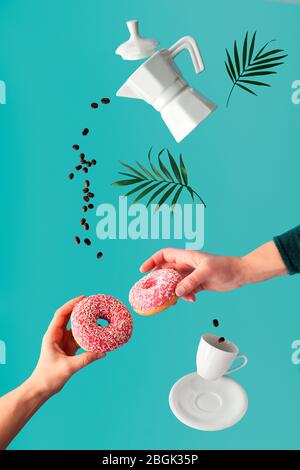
225,31 -> 287,107
112,148 -> 206,209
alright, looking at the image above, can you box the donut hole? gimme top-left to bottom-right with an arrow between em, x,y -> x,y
97,317 -> 109,328
142,278 -> 157,289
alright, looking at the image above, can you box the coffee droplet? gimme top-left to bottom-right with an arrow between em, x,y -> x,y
72,144 -> 79,150
97,251 -> 103,259
101,97 -> 110,104
74,236 -> 80,244
213,319 -> 219,327
82,128 -> 89,136
218,337 -> 225,344
84,238 -> 91,246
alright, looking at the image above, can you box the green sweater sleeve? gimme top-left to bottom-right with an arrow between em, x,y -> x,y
273,225 -> 300,274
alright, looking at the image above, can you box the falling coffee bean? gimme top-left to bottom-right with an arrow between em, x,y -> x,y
213,319 -> 219,328
82,128 -> 89,136
88,192 -> 94,198
86,161 -> 92,167
218,337 -> 225,344
83,167 -> 88,173
72,144 -> 80,150
97,251 -> 103,259
82,206 -> 87,212
74,236 -> 80,244
83,188 -> 89,193
84,238 -> 91,246
101,97 -> 110,104
91,159 -> 96,166
84,223 -> 89,231
83,196 -> 89,202
68,173 -> 74,180
80,218 -> 86,225
84,180 -> 90,187
91,102 -> 98,109
88,203 -> 94,209
75,165 -> 82,171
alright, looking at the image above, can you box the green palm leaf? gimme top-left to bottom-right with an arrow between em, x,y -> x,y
155,185 -> 177,209
119,161 -> 144,179
132,182 -> 162,204
146,183 -> 170,207
158,154 -> 174,182
124,181 -> 153,197
254,48 -> 283,61
113,149 -> 206,208
112,178 -> 143,186
148,147 -> 164,180
171,186 -> 184,208
242,32 -> 248,69
167,150 -> 182,184
136,161 -> 155,179
179,154 -> 188,185
225,31 -> 287,107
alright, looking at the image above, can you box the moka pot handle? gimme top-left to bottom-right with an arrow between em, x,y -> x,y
168,36 -> 205,74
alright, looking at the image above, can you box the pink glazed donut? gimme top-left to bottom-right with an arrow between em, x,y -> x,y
71,295 -> 133,352
129,268 -> 182,316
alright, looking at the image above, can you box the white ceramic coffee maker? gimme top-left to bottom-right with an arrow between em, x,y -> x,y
116,20 -> 216,142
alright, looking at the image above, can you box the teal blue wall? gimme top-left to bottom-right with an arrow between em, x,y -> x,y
0,0 -> 300,449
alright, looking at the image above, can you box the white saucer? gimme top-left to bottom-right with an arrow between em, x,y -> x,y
169,372 -> 248,431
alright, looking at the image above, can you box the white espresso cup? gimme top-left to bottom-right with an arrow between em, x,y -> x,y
196,333 -> 248,381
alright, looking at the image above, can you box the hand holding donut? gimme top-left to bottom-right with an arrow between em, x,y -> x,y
30,296 -> 106,396
140,248 -> 246,302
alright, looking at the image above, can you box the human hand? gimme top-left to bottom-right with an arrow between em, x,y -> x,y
140,248 -> 244,302
29,296 -> 105,397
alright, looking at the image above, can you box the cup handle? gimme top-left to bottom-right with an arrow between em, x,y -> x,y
226,355 -> 248,375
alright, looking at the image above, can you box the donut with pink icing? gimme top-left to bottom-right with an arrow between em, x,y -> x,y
71,294 -> 133,352
129,268 -> 182,316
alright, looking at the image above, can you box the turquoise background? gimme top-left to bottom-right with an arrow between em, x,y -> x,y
0,0 -> 300,450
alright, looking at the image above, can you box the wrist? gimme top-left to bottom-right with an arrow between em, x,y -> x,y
25,373 -> 55,401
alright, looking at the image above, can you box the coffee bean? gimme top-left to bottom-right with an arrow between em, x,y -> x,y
101,98 -> 110,104
72,144 -> 80,150
75,165 -> 82,171
86,161 -> 92,167
84,180 -> 90,187
91,159 -> 96,166
68,173 -> 74,180
84,223 -> 89,231
97,251 -> 103,259
82,128 -> 89,136
83,167 -> 88,173
91,102 -> 98,109
74,236 -> 80,244
88,192 -> 94,198
218,337 -> 225,344
84,238 -> 91,246
88,204 -> 94,209
80,153 -> 85,159
83,196 -> 90,202
82,205 -> 87,212
213,319 -> 219,327
80,218 -> 86,225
